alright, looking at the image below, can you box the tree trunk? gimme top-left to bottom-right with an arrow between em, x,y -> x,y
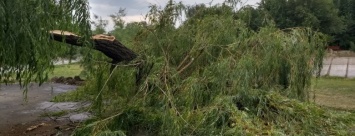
49,30 -> 137,64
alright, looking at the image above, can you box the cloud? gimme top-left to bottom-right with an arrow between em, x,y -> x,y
89,0 -> 150,16
123,15 -> 146,22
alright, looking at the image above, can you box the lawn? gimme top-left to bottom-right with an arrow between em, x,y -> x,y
49,63 -> 83,79
312,77 -> 355,110
0,63 -> 83,83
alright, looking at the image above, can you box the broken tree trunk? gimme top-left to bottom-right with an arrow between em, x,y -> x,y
49,30 -> 137,65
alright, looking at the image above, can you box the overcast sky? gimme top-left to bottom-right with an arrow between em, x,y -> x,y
88,0 -> 261,30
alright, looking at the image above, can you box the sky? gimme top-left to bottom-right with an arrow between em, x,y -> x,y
88,0 -> 261,31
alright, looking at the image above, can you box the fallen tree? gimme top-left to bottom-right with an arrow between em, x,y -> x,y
49,30 -> 137,65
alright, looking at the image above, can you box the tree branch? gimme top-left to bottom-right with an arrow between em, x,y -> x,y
49,30 -> 137,63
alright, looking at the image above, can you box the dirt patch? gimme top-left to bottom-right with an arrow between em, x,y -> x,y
51,76 -> 85,86
0,119 -> 77,136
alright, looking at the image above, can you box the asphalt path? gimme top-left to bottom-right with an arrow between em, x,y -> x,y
321,57 -> 355,78
0,83 -> 77,130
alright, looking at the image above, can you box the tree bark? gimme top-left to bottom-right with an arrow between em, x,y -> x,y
49,30 -> 137,63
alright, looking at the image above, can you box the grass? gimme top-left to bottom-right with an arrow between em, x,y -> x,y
0,63 -> 83,83
49,63 -> 83,79
312,77 -> 355,110
49,63 -> 89,102
51,87 -> 91,102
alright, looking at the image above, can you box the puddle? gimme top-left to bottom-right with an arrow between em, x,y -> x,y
0,83 -> 89,131
38,102 -> 79,112
21,110 -> 39,114
36,101 -> 92,122
42,84 -> 78,94
69,112 -> 91,122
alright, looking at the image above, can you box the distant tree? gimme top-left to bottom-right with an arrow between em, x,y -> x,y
236,5 -> 266,31
91,14 -> 108,34
108,9 -> 146,44
185,3 -> 234,21
112,22 -> 145,43
186,4 -> 207,19
110,8 -> 127,30
260,0 -> 345,34
332,0 -> 355,49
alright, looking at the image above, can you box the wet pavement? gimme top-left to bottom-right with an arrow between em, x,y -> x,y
321,57 -> 355,78
0,83 -> 90,130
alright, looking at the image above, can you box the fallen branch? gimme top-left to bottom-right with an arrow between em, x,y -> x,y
49,30 -> 137,64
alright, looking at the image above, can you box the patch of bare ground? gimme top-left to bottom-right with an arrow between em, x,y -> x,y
0,119 -> 78,136
50,76 -> 85,86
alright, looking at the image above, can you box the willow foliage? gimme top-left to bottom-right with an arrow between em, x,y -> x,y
0,0 -> 91,86
20,0 -> 352,135
66,1 -> 355,135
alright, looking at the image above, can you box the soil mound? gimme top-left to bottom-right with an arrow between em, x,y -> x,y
51,76 -> 85,85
